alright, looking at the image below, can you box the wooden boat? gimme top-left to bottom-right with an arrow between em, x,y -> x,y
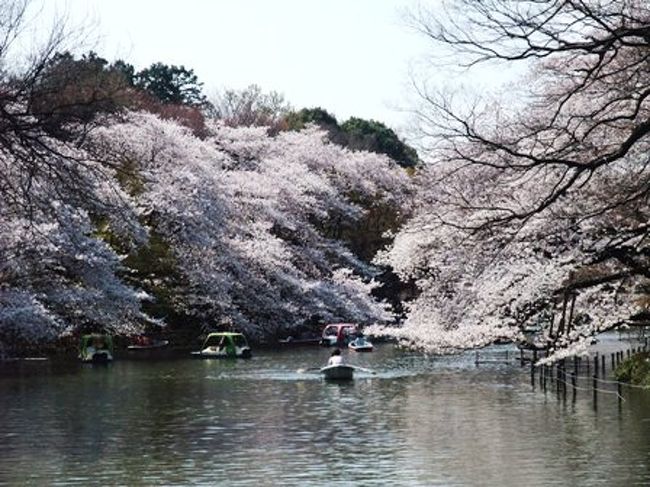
127,338 -> 169,351
79,334 -> 114,363
348,336 -> 373,352
277,336 -> 321,347
320,364 -> 355,380
191,332 -> 252,359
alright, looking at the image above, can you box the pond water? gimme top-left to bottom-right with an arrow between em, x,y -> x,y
1,334 -> 649,486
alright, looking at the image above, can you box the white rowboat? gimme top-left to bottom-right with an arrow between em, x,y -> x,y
320,364 -> 355,380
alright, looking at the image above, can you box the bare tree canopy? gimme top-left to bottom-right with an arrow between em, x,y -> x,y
209,84 -> 292,127
0,1 -> 105,221
412,0 -> 650,211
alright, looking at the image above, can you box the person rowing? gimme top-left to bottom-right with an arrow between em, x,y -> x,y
328,348 -> 343,366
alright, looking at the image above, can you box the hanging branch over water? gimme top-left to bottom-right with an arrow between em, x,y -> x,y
375,0 -> 650,358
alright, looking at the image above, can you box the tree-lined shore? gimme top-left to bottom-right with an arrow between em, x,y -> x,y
2,0 -> 649,361
0,2 -> 419,355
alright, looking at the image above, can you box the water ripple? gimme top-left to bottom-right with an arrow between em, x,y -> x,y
1,340 -> 649,486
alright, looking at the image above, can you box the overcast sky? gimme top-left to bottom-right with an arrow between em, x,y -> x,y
37,1 -> 515,132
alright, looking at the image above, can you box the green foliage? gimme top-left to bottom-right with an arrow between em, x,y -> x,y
122,232 -> 179,285
92,216 -> 132,255
113,158 -> 146,197
317,197 -> 405,261
286,109 -> 416,299
284,107 -> 338,131
284,108 -> 419,169
615,351 -> 650,386
31,52 -> 211,136
135,63 -> 206,106
112,59 -> 136,85
340,117 -> 419,168
92,213 -> 185,325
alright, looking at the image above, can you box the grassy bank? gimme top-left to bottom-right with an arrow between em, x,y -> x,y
614,351 -> 650,387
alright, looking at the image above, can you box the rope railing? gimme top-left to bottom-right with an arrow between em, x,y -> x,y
474,342 -> 650,404
555,371 -> 626,401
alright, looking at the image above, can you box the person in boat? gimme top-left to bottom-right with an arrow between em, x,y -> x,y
351,334 -> 366,347
211,335 -> 236,357
328,348 -> 343,366
82,336 -> 104,359
212,336 -> 227,353
88,336 -> 105,354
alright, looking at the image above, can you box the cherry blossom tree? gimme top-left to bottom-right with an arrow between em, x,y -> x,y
372,0 -> 650,359
2,104 -> 410,350
88,112 -> 410,338
0,1 -> 151,352
0,1 -> 412,354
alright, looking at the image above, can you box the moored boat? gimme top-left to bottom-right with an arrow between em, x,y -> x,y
127,337 -> 169,351
320,364 -> 355,380
79,334 -> 114,363
277,336 -> 320,347
191,332 -> 252,359
320,323 -> 359,347
348,336 -> 373,352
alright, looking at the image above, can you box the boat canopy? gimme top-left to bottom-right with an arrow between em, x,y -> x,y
203,332 -> 249,348
322,324 -> 358,339
79,334 -> 114,353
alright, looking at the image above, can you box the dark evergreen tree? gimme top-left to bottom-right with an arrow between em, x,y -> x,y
340,118 -> 419,168
135,63 -> 206,106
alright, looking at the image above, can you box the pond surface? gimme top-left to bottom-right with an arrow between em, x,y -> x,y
1,334 -> 649,486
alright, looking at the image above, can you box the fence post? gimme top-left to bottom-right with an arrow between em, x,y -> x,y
571,369 -> 577,403
530,363 -> 535,389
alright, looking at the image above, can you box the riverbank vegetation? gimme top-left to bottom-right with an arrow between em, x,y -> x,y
0,0 -> 417,355
2,0 -> 648,361
615,352 -> 650,387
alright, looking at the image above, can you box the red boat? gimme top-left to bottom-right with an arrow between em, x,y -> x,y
320,323 -> 359,347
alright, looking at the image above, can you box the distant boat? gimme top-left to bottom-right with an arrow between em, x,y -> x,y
320,364 -> 355,380
348,336 -> 373,352
127,337 -> 169,351
191,332 -> 252,359
277,336 -> 320,347
79,334 -> 113,363
320,323 -> 359,347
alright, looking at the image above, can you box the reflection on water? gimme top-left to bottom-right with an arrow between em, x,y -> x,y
1,340 -> 650,486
